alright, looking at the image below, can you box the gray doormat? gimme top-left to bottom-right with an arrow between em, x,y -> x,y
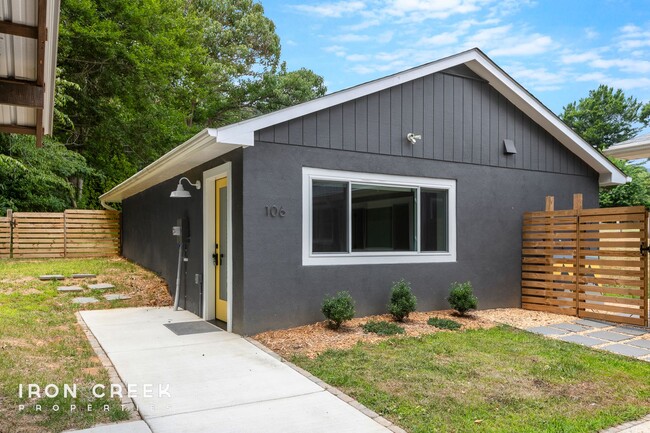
163,321 -> 222,336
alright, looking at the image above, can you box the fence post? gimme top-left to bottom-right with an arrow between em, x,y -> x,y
545,196 -> 554,211
7,209 -> 13,259
63,210 -> 67,258
573,194 -> 583,317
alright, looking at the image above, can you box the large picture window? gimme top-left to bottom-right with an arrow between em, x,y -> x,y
303,168 -> 456,265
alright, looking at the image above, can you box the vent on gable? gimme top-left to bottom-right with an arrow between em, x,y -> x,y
503,139 -> 517,155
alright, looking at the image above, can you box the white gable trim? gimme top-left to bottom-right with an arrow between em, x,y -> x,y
101,48 -> 626,204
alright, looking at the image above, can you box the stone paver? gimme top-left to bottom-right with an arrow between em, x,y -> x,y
104,294 -> 131,301
612,327 -> 647,336
627,339 -> 650,349
72,273 -> 97,278
526,326 -> 570,336
556,334 -> 604,347
550,323 -> 589,332
39,274 -> 64,281
58,285 -> 84,293
575,319 -> 611,328
88,283 -> 115,290
586,330 -> 630,342
601,344 -> 650,358
72,297 -> 99,304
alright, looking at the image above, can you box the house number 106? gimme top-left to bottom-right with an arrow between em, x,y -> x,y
265,205 -> 286,217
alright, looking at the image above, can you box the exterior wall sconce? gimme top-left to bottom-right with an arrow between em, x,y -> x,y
170,177 -> 201,198
406,133 -> 422,144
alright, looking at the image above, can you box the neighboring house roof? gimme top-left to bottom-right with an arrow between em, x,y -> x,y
0,0 -> 61,146
100,48 -> 628,206
603,133 -> 650,160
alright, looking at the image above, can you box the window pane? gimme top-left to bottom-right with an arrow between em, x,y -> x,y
312,181 -> 348,253
351,184 -> 416,251
421,189 -> 448,252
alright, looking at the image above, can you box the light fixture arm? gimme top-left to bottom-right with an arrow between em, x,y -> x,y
179,177 -> 201,190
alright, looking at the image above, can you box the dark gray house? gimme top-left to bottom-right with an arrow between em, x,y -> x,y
100,49 -> 626,335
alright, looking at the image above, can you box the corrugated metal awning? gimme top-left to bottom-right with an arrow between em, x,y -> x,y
0,0 -> 61,146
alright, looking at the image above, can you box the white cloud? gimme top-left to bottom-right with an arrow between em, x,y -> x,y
590,58 -> 650,74
417,31 -> 459,46
377,31 -> 394,44
607,77 -> 650,90
323,45 -> 347,57
292,1 -> 366,18
489,34 -> 553,56
584,28 -> 598,40
346,53 -> 371,62
385,0 -> 485,19
576,72 -> 608,82
560,50 -> 601,65
336,33 -> 372,42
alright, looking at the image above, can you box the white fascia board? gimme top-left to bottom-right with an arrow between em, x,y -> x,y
464,57 -> 627,186
603,141 -> 650,160
42,0 -> 61,135
100,129 -> 246,203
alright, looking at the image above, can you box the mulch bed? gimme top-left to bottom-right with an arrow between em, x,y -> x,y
253,308 -> 580,359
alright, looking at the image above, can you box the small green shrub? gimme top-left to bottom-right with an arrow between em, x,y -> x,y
427,317 -> 462,330
447,281 -> 478,316
388,279 -> 417,322
321,291 -> 355,329
362,320 -> 405,335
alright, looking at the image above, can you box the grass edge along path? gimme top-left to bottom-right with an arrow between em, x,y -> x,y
294,325 -> 650,433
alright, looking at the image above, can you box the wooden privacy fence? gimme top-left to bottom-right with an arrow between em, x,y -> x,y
522,195 -> 648,327
0,209 -> 121,259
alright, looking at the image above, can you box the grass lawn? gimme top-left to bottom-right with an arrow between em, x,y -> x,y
294,326 -> 650,433
0,258 -> 170,433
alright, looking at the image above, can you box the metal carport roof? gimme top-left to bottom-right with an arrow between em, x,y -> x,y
0,0 -> 61,146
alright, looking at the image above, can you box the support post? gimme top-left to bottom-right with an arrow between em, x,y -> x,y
545,196 -> 554,211
573,193 -> 583,211
7,209 -> 13,259
573,194 -> 582,316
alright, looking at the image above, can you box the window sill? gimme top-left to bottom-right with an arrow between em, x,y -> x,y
302,252 -> 456,266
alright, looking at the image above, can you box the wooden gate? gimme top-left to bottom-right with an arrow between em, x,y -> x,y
522,195 -> 648,327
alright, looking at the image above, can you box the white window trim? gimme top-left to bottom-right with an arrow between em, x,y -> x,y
302,167 -> 457,266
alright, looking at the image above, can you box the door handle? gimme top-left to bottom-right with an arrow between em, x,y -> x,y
212,253 -> 218,265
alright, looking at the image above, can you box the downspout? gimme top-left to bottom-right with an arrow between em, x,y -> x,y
100,199 -> 118,211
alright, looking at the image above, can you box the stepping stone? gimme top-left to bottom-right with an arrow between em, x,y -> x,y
39,275 -> 64,281
586,330 -> 631,342
72,297 -> 99,304
104,294 -> 131,301
527,326 -> 569,336
57,286 -> 83,293
72,273 -> 97,279
575,319 -> 611,329
557,334 -> 605,347
602,344 -> 650,358
612,326 -> 647,337
88,283 -> 115,290
550,323 -> 588,332
628,339 -> 650,349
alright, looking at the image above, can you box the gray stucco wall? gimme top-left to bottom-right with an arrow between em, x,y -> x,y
240,142 -> 598,335
121,148 -> 245,331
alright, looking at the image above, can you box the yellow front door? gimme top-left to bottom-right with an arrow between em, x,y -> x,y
215,177 -> 228,322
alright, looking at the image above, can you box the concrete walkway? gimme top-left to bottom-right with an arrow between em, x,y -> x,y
77,307 -> 393,433
527,319 -> 650,361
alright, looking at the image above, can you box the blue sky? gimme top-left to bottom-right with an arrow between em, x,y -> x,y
262,0 -> 650,115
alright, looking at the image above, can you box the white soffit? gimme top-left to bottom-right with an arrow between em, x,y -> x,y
101,48 -> 627,204
603,133 -> 650,160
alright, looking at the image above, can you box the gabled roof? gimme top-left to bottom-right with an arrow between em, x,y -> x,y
101,48 -> 627,205
603,133 -> 650,160
0,0 -> 61,146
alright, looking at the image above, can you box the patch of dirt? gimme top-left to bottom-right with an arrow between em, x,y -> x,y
254,308 -> 589,360
254,310 -> 495,359
473,308 -> 577,329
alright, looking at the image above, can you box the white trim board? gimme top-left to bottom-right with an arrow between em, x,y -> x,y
101,48 -> 626,205
302,167 -> 457,266
202,163 -> 232,332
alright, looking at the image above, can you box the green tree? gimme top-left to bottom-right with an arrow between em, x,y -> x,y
561,86 -> 650,208
561,85 -> 649,151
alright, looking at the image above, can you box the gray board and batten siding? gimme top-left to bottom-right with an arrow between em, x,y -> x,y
121,65 -> 599,335
257,65 -> 593,177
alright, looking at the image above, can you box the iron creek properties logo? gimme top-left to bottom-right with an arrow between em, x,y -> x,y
16,383 -> 171,412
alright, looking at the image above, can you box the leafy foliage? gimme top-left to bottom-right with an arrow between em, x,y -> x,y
321,291 -> 355,330
362,320 -> 405,336
427,317 -> 461,330
561,85 -> 649,151
447,281 -> 478,316
48,0 -> 326,208
388,280 -> 417,322
0,135 -> 95,214
599,159 -> 650,208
